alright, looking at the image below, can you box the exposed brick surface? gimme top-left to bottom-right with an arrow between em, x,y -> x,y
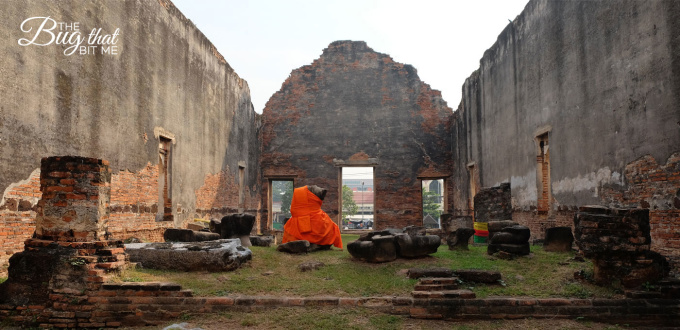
599,153 -> 680,270
0,170 -> 41,269
474,183 -> 511,222
2,292 -> 677,328
34,157 -> 111,242
574,206 -> 669,287
261,41 -> 453,231
512,210 -> 575,242
195,169 -> 259,227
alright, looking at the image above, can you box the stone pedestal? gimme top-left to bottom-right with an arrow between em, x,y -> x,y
34,156 -> 111,241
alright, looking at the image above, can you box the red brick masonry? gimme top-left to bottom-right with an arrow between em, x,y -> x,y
1,288 -> 678,328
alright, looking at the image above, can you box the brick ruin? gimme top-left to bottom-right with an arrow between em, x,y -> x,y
0,158 -> 677,327
0,0 -> 679,327
260,41 -> 453,232
575,206 -> 669,287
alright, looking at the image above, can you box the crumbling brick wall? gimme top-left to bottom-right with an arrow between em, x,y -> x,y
0,169 -> 40,269
599,153 -> 680,269
473,183 -> 511,222
261,41 -> 453,231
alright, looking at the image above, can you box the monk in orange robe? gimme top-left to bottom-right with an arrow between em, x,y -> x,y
282,185 -> 343,249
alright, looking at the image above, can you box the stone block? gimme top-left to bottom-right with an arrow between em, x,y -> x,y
250,236 -> 273,247
395,234 -> 440,258
447,228 -> 475,250
407,267 -> 454,279
219,213 -> 256,247
163,229 -> 220,242
488,242 -> 531,256
276,240 -> 310,254
125,239 -> 251,272
454,269 -> 502,283
347,236 -> 397,263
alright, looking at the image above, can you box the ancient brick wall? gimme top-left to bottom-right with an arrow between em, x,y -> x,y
108,163 -> 172,242
260,41 -> 453,231
599,153 -> 680,268
1,291 -> 678,327
451,0 -> 680,268
195,168 -> 260,227
0,169 -> 40,269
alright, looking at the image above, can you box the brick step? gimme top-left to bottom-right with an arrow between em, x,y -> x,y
411,289 -> 475,299
414,283 -> 459,291
417,277 -> 459,285
626,278 -> 680,299
625,290 -> 663,299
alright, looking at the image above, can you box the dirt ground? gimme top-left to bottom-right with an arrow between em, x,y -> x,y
121,307 -> 655,330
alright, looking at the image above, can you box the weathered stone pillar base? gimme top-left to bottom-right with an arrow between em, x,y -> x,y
0,238 -> 127,306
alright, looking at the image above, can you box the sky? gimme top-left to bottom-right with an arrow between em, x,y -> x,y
172,0 -> 529,114
342,167 -> 374,180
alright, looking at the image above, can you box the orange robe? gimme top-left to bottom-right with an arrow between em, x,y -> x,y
282,186 -> 343,249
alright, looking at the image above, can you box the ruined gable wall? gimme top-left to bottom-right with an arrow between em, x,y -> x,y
453,0 -> 680,266
0,0 -> 261,260
261,41 -> 453,231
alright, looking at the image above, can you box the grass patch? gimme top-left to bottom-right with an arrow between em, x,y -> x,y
0,277 -> 6,285
118,236 -> 619,299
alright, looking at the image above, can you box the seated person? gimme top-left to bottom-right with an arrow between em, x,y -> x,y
282,185 -> 343,249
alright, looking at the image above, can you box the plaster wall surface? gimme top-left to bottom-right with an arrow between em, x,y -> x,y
0,0 -> 261,261
452,0 -> 680,266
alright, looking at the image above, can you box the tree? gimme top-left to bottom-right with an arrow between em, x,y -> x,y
342,185 -> 358,222
422,190 -> 443,220
272,181 -> 293,215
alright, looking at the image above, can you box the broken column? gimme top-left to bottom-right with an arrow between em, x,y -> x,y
574,206 -> 669,288
487,225 -> 531,256
35,156 -> 111,241
0,156 -> 127,306
347,227 -> 441,262
215,213 -> 255,247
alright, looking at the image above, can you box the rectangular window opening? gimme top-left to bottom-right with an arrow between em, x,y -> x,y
158,136 -> 173,222
270,180 -> 294,231
536,132 -> 551,213
238,165 -> 246,212
340,167 -> 374,231
467,163 -> 478,218
422,179 -> 444,229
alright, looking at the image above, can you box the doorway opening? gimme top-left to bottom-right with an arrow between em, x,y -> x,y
341,167 -> 374,230
270,180 -> 294,231
422,179 -> 444,229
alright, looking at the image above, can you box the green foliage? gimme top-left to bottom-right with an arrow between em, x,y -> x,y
0,277 -> 6,285
68,257 -> 86,266
422,190 -> 442,220
272,181 -> 294,215
342,185 -> 358,221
